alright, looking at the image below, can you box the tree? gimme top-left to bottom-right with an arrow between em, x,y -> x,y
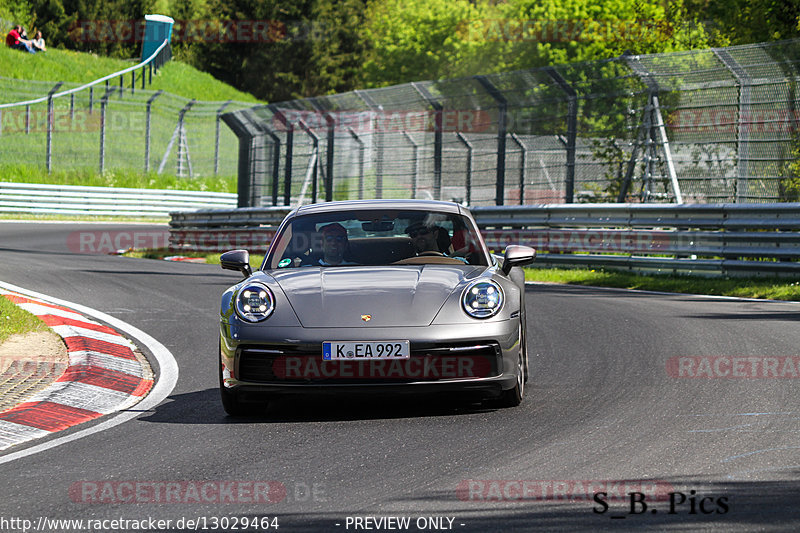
306,0 -> 367,96
189,0 -> 315,102
361,0 -> 496,87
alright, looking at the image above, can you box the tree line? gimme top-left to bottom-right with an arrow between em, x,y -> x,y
15,0 -> 800,103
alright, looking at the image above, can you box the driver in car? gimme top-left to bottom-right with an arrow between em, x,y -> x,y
318,222 -> 356,265
406,221 -> 444,255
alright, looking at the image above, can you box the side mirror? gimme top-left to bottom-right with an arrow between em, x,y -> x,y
220,249 -> 252,278
501,245 -> 536,275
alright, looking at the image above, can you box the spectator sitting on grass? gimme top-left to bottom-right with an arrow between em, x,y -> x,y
31,30 -> 45,52
6,25 -> 36,53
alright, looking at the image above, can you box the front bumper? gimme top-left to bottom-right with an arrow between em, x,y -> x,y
219,321 -> 521,398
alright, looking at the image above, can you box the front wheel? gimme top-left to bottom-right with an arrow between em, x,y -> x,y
497,350 -> 525,408
219,359 -> 265,417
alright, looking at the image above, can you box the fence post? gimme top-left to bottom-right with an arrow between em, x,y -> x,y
297,120 -> 320,204
89,86 -> 93,114
713,48 -> 753,203
70,93 -> 74,122
46,82 -> 64,174
221,112 -> 259,208
355,90 -> 383,198
214,101 -> 232,175
545,67 -> 577,204
25,105 -> 30,134
269,105 -> 293,206
475,75 -> 507,205
99,88 -> 115,173
346,128 -> 365,201
454,133 -> 474,205
145,90 -> 163,172
254,123 -> 281,206
309,99 -> 336,202
412,82 -> 443,201
119,74 -> 124,98
131,70 -> 135,95
402,132 -> 419,200
509,134 -> 526,205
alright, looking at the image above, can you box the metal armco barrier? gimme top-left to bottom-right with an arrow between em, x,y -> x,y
170,207 -> 291,252
169,203 -> 800,277
0,182 -> 237,217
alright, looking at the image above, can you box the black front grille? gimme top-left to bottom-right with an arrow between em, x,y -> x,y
237,343 -> 501,384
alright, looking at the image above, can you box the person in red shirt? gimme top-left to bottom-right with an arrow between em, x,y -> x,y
6,25 -> 36,53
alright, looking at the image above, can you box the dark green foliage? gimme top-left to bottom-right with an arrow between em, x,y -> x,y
5,0 -> 800,102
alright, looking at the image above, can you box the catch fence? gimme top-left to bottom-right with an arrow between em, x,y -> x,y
0,42 -> 254,179
223,38 -> 800,207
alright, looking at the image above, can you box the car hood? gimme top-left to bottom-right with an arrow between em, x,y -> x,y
269,266 -> 482,327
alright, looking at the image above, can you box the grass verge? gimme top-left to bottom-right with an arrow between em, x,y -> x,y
123,249 -> 265,269
0,46 -> 261,103
0,166 -> 237,192
0,296 -> 48,344
525,267 -> 800,301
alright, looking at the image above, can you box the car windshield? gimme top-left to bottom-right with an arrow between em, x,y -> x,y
266,209 -> 489,269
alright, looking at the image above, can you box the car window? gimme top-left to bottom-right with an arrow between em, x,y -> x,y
266,209 -> 489,269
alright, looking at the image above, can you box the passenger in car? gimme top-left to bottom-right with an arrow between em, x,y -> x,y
405,221 -> 454,256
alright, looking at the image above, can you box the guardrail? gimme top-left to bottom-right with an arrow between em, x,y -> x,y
0,182 -> 236,217
167,203 -> 800,277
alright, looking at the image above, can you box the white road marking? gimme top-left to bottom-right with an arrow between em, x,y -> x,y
16,303 -> 89,322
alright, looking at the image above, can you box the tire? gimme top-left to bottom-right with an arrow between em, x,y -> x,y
520,311 -> 529,384
497,346 -> 525,408
219,359 -> 264,417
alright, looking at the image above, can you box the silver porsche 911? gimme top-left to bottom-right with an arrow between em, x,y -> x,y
218,199 -> 535,415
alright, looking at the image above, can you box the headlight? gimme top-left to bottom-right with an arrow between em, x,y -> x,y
461,280 -> 503,318
234,283 -> 275,322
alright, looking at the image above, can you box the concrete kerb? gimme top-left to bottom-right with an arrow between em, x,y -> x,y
0,281 -> 178,461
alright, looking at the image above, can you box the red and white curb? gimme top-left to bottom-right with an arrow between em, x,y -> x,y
0,289 -> 154,451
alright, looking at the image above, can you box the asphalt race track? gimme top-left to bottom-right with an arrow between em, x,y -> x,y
1,221 -> 800,532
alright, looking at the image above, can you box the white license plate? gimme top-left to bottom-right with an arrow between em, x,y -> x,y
323,341 -> 410,360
